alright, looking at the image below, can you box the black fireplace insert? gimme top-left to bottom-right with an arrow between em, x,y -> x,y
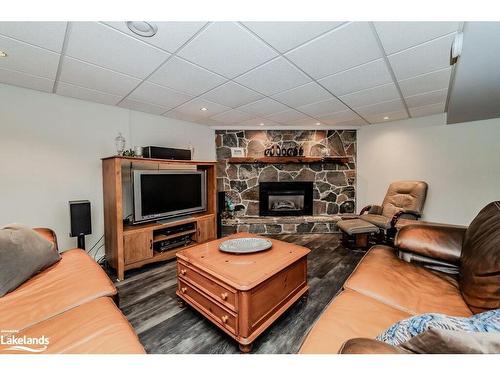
259,181 -> 313,216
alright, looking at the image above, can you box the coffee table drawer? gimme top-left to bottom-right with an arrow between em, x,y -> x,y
178,262 -> 236,311
178,280 -> 237,335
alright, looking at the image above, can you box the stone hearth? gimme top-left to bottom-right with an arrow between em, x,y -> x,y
216,130 -> 357,234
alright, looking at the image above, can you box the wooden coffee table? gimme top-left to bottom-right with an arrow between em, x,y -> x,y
176,232 -> 310,353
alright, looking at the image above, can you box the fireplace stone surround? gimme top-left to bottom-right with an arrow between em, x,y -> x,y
215,130 -> 356,235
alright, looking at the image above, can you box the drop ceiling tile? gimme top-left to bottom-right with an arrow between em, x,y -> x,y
242,22 -> 344,53
285,116 -> 321,126
128,81 -> 193,109
318,59 -> 392,96
237,117 -> 280,127
0,22 -> 67,52
297,97 -> 347,117
374,22 -> 460,54
340,83 -> 400,108
356,99 -> 406,117
235,57 -> 311,96
200,81 -> 263,108
102,22 -> 207,53
388,33 -> 455,80
149,57 -> 226,96
56,82 -> 122,106
174,98 -> 231,119
365,110 -> 409,124
271,82 -> 331,108
236,98 -> 289,117
317,109 -> 364,126
0,35 -> 60,79
66,22 -> 169,78
59,57 -> 142,96
178,22 -> 278,78
405,89 -> 448,108
398,67 -> 451,97
0,67 -> 54,92
209,109 -> 255,124
164,110 -> 204,123
285,22 -> 382,79
409,102 -> 446,117
118,98 -> 170,115
265,109 -> 309,123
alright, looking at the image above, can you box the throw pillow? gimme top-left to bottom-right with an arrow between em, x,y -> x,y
376,309 -> 500,346
0,224 -> 61,297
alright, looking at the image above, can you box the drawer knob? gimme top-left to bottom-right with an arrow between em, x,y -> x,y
221,315 -> 228,324
180,269 -> 187,276
181,287 -> 187,294
221,292 -> 228,300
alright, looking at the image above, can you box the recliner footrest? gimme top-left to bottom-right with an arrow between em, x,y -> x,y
337,218 -> 380,235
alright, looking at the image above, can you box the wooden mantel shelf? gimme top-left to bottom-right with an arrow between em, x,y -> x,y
227,156 -> 351,164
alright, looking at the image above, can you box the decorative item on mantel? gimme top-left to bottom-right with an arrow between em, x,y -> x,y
230,147 -> 245,157
115,132 -> 126,156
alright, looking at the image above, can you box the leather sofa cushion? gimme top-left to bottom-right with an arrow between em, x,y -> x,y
300,289 -> 410,354
338,218 -> 379,235
0,297 -> 145,354
0,249 -> 116,331
344,245 -> 472,317
395,223 -> 466,265
360,214 -> 392,229
460,201 -> 500,313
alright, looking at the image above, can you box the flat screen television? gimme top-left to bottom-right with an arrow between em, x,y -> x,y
132,170 -> 207,223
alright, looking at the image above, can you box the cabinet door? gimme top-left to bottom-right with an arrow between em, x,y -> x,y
197,216 -> 216,243
123,231 -> 153,265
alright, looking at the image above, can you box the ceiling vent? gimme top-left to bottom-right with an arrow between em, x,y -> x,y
126,21 -> 158,37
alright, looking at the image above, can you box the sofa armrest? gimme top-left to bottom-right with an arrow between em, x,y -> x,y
33,227 -> 58,251
339,338 -> 407,354
390,210 -> 421,228
395,223 -> 466,265
359,205 -> 372,215
360,205 -> 383,215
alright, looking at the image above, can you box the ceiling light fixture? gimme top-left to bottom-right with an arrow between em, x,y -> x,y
200,107 -> 208,111
315,122 -> 321,125
126,21 -> 158,37
0,50 -> 7,58
383,116 -> 390,120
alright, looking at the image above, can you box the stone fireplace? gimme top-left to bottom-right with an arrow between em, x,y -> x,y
215,130 -> 357,235
259,181 -> 313,216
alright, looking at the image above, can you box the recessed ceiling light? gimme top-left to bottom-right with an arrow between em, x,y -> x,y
383,116 -> 390,120
200,107 -> 208,111
0,50 -> 7,58
126,21 -> 158,37
315,122 -> 321,126
259,123 -> 264,126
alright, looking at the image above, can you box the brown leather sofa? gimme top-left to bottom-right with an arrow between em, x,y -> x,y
300,201 -> 500,354
0,228 -> 145,354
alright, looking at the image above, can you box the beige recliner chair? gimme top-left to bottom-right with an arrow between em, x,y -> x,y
360,180 -> 428,237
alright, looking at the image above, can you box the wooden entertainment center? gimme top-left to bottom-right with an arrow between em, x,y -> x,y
102,156 -> 217,280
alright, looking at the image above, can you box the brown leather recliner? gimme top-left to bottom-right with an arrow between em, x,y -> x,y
299,201 -> 500,354
359,180 -> 428,237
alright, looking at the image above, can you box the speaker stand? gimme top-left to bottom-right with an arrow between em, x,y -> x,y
77,235 -> 86,250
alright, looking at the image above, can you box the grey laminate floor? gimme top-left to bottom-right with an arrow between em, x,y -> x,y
112,234 -> 363,354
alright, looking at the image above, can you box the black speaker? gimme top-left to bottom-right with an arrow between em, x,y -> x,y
69,200 -> 91,249
143,146 -> 191,160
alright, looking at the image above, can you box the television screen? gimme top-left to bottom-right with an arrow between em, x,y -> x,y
133,170 -> 206,223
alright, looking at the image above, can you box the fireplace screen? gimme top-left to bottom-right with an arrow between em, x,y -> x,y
268,194 -> 304,212
259,181 -> 313,216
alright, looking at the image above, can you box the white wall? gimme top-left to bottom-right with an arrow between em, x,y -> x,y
357,113 -> 500,225
0,84 -> 215,255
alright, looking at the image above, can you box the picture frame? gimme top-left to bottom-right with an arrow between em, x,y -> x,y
230,147 -> 245,157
